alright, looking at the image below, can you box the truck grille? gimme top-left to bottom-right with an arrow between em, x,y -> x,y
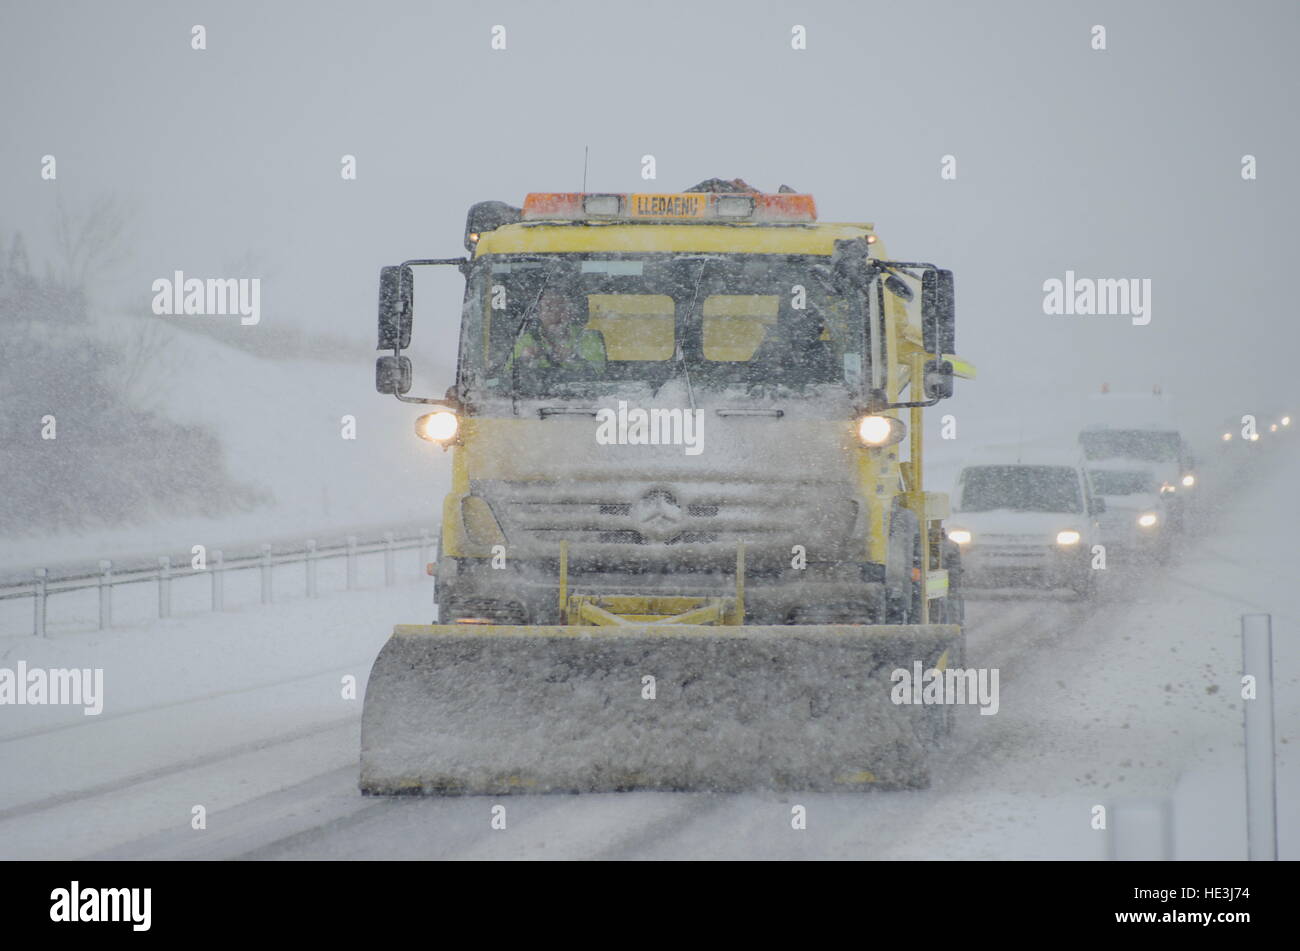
473,479 -> 855,555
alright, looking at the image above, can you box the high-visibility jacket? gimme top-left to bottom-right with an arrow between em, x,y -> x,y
510,325 -> 607,370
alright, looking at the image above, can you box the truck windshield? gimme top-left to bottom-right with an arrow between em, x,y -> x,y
458,253 -> 865,401
958,466 -> 1083,513
1079,430 -> 1181,462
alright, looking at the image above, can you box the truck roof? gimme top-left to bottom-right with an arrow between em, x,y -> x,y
473,220 -> 880,258
1081,390 -> 1179,430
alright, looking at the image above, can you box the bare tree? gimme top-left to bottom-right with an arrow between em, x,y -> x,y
52,194 -> 135,291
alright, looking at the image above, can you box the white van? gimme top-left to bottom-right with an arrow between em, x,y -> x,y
1087,462 -> 1170,562
946,450 -> 1104,596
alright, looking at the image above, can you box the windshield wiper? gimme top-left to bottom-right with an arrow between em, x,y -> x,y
508,264 -> 561,414
653,259 -> 710,406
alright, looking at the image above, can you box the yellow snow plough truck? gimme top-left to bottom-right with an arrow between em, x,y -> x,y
362,179 -> 974,794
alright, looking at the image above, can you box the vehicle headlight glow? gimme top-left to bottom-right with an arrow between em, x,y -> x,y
948,529 -> 972,545
1222,432 -> 1232,441
1137,512 -> 1158,528
1283,416 -> 1292,426
857,415 -> 906,447
1056,530 -> 1081,545
415,411 -> 460,442
1181,474 -> 1195,487
1160,482 -> 1176,494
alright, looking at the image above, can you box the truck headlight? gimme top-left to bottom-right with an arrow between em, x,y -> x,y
857,415 -> 906,447
1056,530 -> 1081,545
948,529 -> 972,545
1137,512 -> 1158,528
416,411 -> 459,442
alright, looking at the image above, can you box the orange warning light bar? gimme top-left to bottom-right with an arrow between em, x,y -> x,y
521,190 -> 817,223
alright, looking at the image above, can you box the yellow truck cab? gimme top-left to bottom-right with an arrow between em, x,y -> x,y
378,180 -> 969,629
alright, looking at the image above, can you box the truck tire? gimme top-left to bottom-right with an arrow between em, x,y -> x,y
934,538 -> 966,735
885,508 -> 922,624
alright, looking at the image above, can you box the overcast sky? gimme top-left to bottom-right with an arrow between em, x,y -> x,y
3,0 -> 1296,441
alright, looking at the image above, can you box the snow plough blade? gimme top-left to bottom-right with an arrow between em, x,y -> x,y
359,622 -> 960,795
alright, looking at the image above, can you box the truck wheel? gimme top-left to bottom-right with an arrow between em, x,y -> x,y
885,509 -> 921,624
935,539 -> 966,735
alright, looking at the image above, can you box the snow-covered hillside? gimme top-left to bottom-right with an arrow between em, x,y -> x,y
2,312 -> 452,574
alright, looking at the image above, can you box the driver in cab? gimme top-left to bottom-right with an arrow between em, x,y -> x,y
512,286 -> 607,372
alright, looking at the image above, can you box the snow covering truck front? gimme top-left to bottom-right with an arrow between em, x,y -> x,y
361,180 -> 974,794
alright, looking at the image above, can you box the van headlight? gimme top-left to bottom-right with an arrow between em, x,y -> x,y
1055,530 -> 1081,546
1137,512 -> 1158,528
415,411 -> 459,442
857,415 -> 906,447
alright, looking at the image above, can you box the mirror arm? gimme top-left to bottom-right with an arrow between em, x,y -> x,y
384,257 -> 470,406
387,346 -> 463,409
886,396 -> 943,410
400,257 -> 469,270
872,260 -> 938,274
394,393 -> 461,408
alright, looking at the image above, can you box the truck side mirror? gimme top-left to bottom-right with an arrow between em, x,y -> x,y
884,274 -> 914,302
921,269 -> 955,355
923,359 -> 954,400
378,265 -> 413,351
376,354 -> 412,395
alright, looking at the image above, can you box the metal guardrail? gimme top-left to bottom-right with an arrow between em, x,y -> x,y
0,528 -> 437,637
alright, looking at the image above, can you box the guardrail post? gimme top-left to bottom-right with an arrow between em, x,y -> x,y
158,556 -> 172,618
1242,614 -> 1278,861
260,544 -> 273,604
98,560 -> 112,629
212,550 -> 224,611
34,567 -> 48,637
419,529 -> 432,574
346,535 -> 358,590
305,539 -> 318,598
384,531 -> 396,586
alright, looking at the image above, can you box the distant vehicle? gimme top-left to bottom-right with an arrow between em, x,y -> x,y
946,451 -> 1103,597
1087,463 -> 1169,563
1078,387 -> 1195,531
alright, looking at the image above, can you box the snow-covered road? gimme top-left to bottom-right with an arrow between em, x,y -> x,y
3,443 -> 1295,860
